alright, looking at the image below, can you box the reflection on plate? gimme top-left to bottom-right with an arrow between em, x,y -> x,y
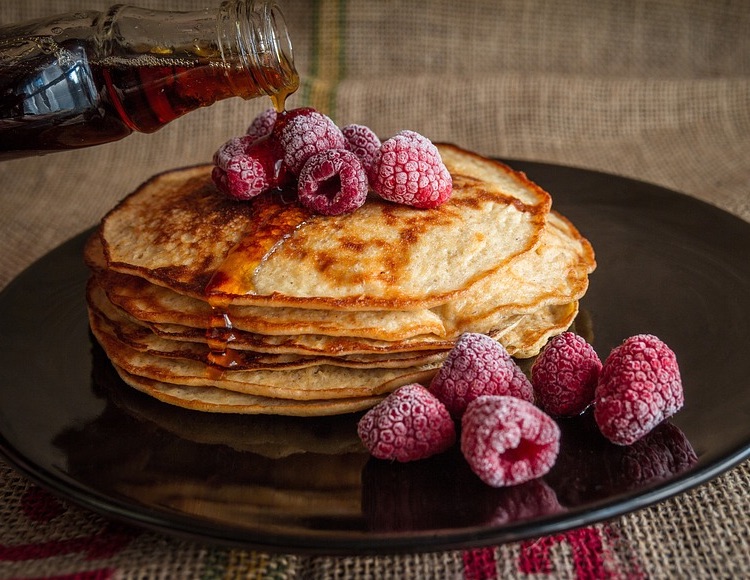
1,161 -> 749,553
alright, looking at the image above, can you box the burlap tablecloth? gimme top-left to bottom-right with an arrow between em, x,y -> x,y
1,0 -> 749,577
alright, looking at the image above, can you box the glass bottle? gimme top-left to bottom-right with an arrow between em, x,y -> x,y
0,1 -> 298,160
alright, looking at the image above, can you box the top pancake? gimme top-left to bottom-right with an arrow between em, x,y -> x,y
99,144 -> 551,310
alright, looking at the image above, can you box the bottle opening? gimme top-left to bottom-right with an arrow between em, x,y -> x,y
220,0 -> 300,111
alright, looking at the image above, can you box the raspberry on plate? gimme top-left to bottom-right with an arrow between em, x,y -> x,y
531,332 -> 602,416
357,383 -> 456,462
276,108 -> 347,175
369,130 -> 452,208
594,334 -> 684,445
461,395 -> 561,487
430,332 -> 534,418
297,149 -> 368,215
341,123 -> 381,173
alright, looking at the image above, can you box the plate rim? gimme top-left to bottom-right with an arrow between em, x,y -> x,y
1,160 -> 749,554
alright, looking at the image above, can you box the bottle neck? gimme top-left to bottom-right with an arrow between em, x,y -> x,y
0,1 -> 299,158
218,0 -> 299,112
97,0 -> 298,131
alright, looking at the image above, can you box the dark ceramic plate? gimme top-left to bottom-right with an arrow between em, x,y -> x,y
1,161 -> 749,554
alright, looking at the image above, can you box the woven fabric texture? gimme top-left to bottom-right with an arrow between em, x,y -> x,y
1,0 -> 749,578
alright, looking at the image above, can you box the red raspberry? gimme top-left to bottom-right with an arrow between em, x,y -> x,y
297,149 -> 368,216
594,334 -> 684,446
211,161 -> 266,201
369,130 -> 452,208
341,123 -> 381,173
461,395 -> 561,487
276,108 -> 346,174
508,363 -> 535,403
245,108 -> 277,142
357,383 -> 456,462
429,333 -> 534,419
531,332 -> 602,417
212,135 -> 252,169
212,134 -> 290,201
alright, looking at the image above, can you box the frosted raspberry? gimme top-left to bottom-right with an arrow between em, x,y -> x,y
246,108 -> 277,142
211,160 -> 266,201
212,136 -> 267,200
531,332 -> 602,417
276,108 -> 346,174
461,395 -> 561,487
297,149 -> 368,216
429,333 -> 534,419
508,362 -> 535,403
357,383 -> 456,462
212,135 -> 252,169
341,123 -> 381,173
594,334 -> 684,446
212,134 -> 289,201
370,130 -> 452,208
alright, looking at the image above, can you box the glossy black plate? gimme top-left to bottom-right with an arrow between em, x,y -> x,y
1,161 -> 749,554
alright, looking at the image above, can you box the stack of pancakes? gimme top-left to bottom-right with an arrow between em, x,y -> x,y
85,144 -> 595,416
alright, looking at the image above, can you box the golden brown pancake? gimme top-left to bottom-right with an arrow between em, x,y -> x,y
87,281 -> 449,370
87,209 -> 593,348
113,365 -> 387,416
90,309 -> 442,401
85,143 -> 595,415
99,144 -> 551,309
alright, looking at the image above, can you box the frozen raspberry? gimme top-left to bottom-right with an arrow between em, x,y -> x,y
245,108 -> 277,142
531,332 -> 602,417
212,135 -> 268,200
212,134 -> 289,201
369,130 -> 452,208
461,395 -> 561,487
297,149 -> 368,216
357,383 -> 456,462
275,108 -> 346,175
211,160 -> 266,201
508,362 -> 535,403
341,123 -> 381,173
430,333 -> 534,419
594,334 -> 684,446
212,135 -> 252,169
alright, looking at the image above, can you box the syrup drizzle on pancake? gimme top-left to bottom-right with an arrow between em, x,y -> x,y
205,193 -> 313,301
206,310 -> 239,372
204,193 -> 313,371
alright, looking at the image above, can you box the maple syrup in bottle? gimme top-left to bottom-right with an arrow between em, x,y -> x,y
0,1 -> 298,160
